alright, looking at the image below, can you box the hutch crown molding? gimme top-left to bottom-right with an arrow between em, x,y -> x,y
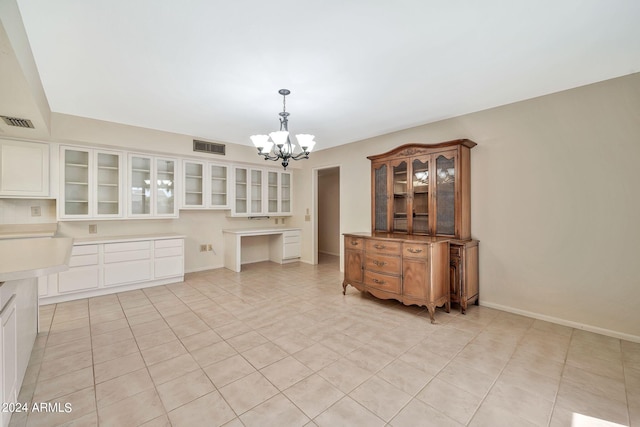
343,139 -> 479,322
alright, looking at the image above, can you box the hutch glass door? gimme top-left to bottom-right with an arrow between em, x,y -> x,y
435,153 -> 456,236
412,158 -> 429,234
373,163 -> 388,232
392,161 -> 408,232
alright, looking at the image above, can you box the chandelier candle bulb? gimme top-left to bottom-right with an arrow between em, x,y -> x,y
251,89 -> 316,169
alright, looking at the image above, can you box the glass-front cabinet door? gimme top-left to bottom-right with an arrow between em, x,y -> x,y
392,160 -> 409,233
183,160 -> 204,208
233,167 -> 248,215
129,155 -> 152,216
434,152 -> 456,236
209,164 -> 228,208
250,169 -> 264,215
95,151 -> 122,217
155,158 -> 176,216
280,172 -> 291,214
62,148 -> 90,217
267,171 -> 278,214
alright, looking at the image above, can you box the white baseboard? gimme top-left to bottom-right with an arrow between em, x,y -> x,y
319,250 -> 340,257
185,264 -> 225,274
480,301 -> 640,343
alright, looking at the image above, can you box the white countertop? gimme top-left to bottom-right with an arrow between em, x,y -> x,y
222,227 -> 300,235
0,223 -> 58,240
0,237 -> 73,282
66,233 -> 186,245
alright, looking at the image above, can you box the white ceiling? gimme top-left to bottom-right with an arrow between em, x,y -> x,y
12,0 -> 640,150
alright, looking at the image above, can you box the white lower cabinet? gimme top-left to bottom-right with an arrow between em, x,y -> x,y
40,235 -> 184,305
154,239 -> 184,278
283,230 -> 301,260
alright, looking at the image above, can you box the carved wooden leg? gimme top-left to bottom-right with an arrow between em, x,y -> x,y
427,305 -> 436,324
445,300 -> 451,313
342,281 -> 347,295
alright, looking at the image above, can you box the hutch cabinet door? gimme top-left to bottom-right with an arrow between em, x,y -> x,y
410,157 -> 430,234
391,159 -> 409,233
432,150 -> 457,237
372,161 -> 389,232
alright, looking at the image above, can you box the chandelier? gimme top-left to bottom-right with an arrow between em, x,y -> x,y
250,89 -> 316,170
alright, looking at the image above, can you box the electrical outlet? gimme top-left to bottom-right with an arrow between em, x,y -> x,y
89,224 -> 97,234
207,244 -> 212,251
304,215 -> 311,221
200,244 -> 207,252
30,206 -> 41,217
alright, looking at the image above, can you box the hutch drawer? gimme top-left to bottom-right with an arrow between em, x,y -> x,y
345,237 -> 364,250
364,270 -> 401,294
364,254 -> 401,275
365,239 -> 401,255
403,242 -> 429,258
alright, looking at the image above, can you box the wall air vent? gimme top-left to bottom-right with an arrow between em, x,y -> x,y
1,115 -> 35,128
193,139 -> 225,155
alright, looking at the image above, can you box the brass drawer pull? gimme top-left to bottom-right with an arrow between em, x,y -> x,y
351,240 -> 359,246
407,248 -> 423,254
373,244 -> 386,249
373,260 -> 387,267
373,278 -> 386,285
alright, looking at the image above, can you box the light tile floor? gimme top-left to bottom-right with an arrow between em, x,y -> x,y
8,255 -> 640,427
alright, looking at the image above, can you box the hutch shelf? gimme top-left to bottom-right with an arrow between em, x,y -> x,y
343,139 -> 479,322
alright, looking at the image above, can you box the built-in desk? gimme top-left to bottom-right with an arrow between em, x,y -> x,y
222,228 -> 301,272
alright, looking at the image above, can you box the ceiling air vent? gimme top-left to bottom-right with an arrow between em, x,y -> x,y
1,115 -> 35,129
193,139 -> 225,155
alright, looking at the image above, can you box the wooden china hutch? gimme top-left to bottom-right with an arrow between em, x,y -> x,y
343,139 -> 479,323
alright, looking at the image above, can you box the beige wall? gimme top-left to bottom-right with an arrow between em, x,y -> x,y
298,72 -> 640,341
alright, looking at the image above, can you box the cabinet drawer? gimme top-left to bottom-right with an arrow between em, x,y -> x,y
105,241 -> 151,253
403,243 -> 429,258
345,237 -> 364,250
365,239 -> 401,255
283,232 -> 300,244
364,270 -> 401,294
104,249 -> 151,264
69,254 -> 99,267
72,244 -> 98,256
365,254 -> 401,275
154,238 -> 183,249
155,246 -> 183,258
283,242 -> 301,259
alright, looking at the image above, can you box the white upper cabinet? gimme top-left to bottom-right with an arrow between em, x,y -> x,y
0,139 -> 49,197
232,166 -> 292,217
129,154 -> 178,218
60,146 -> 123,219
181,160 -> 229,209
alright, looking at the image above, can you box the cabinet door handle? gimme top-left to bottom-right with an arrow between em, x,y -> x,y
373,244 -> 386,250
373,260 -> 387,267
407,248 -> 423,254
373,278 -> 386,285
350,240 -> 359,246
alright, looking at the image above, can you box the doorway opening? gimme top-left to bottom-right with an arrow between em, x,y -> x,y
315,166 -> 340,266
